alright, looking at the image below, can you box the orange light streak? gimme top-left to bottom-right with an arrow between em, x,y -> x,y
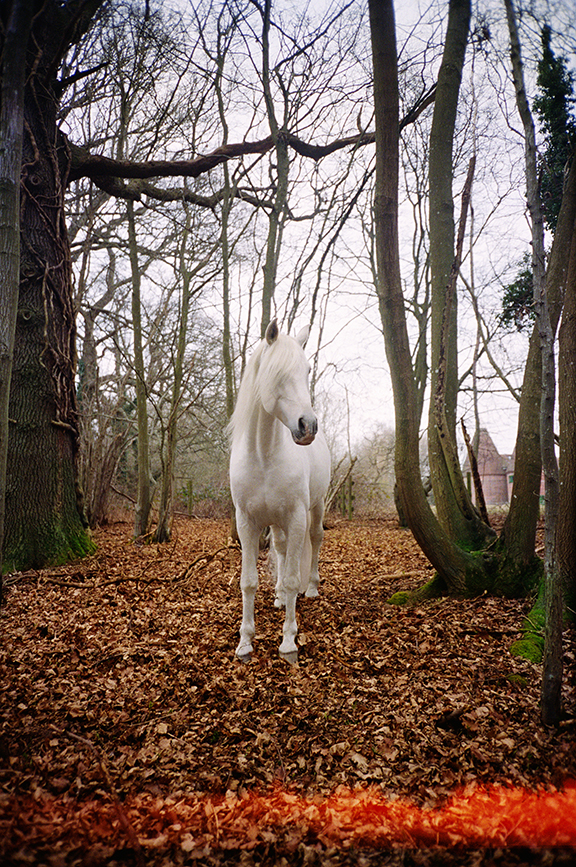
2,782 -> 576,854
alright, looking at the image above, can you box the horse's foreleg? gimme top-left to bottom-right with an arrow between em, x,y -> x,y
270,526 -> 287,608
278,517 -> 306,660
279,590 -> 298,663
236,517 -> 260,661
305,502 -> 324,599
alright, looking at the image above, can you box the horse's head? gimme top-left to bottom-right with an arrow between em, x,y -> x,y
261,319 -> 318,445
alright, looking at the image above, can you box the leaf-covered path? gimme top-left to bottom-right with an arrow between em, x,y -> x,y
1,517 -> 575,865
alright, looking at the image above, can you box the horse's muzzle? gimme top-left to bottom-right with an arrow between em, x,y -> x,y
293,416 -> 317,445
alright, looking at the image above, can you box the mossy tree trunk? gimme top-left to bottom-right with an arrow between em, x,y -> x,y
426,0 -> 494,553
0,0 -> 33,579
557,162 -> 576,608
2,1 -> 101,570
369,0 -> 489,598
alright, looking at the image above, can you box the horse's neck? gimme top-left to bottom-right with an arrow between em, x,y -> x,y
242,402 -> 287,461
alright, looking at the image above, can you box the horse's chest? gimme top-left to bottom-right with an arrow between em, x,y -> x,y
231,449 -> 309,517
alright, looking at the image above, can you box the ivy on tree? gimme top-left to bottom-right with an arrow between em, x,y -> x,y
500,26 -> 575,332
533,24 -> 576,233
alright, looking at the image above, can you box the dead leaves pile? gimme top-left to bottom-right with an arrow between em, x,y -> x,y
1,517 -> 575,865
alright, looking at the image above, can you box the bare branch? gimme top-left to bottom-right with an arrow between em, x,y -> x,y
68,136 -> 275,183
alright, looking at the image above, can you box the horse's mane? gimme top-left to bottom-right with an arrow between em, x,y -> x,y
228,333 -> 305,444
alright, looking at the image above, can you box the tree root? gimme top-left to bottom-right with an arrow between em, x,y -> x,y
388,573 -> 448,605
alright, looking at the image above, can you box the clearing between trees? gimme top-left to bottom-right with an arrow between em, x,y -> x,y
1,517 -> 574,866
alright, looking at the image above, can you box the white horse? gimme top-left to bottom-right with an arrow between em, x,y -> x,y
229,319 -> 331,662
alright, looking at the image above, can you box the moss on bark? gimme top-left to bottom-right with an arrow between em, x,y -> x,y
388,574 -> 448,605
510,635 -> 544,663
2,520 -> 95,573
387,548 -> 542,606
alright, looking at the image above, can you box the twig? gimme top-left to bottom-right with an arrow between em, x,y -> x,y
176,546 -> 232,582
4,570 -> 87,588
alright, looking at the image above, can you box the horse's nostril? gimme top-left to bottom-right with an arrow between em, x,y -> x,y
299,417 -> 307,435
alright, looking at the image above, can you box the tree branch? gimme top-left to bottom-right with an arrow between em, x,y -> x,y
68,136 -> 275,183
68,86 -> 436,188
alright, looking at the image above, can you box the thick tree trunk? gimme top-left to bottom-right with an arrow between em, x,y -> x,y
427,0 -> 492,551
504,0 -> 563,724
3,3 -> 96,570
0,0 -> 33,578
557,174 -> 576,608
369,0 -> 490,599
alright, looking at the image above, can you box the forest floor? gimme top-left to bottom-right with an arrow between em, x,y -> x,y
1,516 -> 575,867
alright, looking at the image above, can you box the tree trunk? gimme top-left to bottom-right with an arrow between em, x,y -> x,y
154,208 -> 193,543
504,0 -> 563,725
77,250 -> 131,527
547,151 -> 576,724
557,166 -> 576,608
3,3 -> 97,570
259,0 -> 289,337
427,0 -> 492,551
0,0 -> 33,579
369,0 -> 489,599
127,200 -> 152,538
500,138 -> 576,579
368,0 -> 558,601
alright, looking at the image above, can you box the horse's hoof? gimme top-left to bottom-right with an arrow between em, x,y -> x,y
236,652 -> 252,663
279,650 -> 298,664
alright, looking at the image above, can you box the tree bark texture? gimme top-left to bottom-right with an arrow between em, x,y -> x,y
3,2 -> 101,569
0,0 -> 33,576
427,0 -> 491,551
369,0 -> 487,597
504,0 -> 562,725
557,158 -> 576,608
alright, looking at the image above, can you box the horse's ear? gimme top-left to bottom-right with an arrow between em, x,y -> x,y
295,324 -> 310,347
265,319 -> 279,345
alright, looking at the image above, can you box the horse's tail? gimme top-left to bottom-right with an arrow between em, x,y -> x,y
299,512 -> 313,593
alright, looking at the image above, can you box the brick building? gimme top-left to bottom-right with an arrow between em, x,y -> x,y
462,428 -> 514,506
